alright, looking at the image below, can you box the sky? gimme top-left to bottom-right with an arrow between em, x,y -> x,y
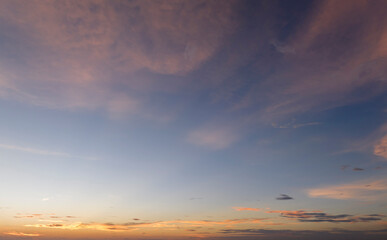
0,0 -> 386,239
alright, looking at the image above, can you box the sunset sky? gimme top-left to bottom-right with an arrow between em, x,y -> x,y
0,0 -> 387,239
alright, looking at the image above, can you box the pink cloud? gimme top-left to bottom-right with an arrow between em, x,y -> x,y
374,135 -> 387,160
0,0 -> 239,116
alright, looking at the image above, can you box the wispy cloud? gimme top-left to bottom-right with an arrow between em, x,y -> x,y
307,178 -> 387,201
186,126 -> 239,150
271,119 -> 322,129
232,207 -> 261,212
233,0 -> 387,121
0,143 -> 96,160
0,0 -> 239,120
374,135 -> 387,161
14,214 -> 43,219
0,144 -> 70,157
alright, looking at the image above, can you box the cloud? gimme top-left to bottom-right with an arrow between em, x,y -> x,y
0,143 -> 96,160
186,126 -> 239,150
233,0 -> 387,121
0,143 -> 70,157
307,178 -> 387,200
276,194 -> 293,200
272,121 -> 322,129
270,40 -> 295,54
374,135 -> 387,160
0,0 -> 239,119
353,168 -> 364,171
4,232 -> 41,237
14,214 -> 43,219
218,228 -> 387,240
233,207 -> 261,212
25,218 -> 272,232
267,210 -> 385,223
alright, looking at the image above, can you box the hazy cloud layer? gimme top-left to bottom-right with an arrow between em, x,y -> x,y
307,178 -> 387,200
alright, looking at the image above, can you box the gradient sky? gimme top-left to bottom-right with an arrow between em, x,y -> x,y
0,0 -> 387,239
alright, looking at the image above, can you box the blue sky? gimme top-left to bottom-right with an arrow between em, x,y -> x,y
0,0 -> 387,239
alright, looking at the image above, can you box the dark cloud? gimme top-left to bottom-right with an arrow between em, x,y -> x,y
276,194 -> 293,200
353,167 -> 365,171
216,228 -> 387,240
268,210 -> 385,223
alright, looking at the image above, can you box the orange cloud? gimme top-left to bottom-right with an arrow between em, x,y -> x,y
307,178 -> 387,200
14,214 -> 43,219
232,207 -> 261,212
4,232 -> 41,237
25,218 -> 272,232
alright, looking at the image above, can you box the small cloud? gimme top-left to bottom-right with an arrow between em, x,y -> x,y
232,207 -> 261,212
353,168 -> 364,171
41,197 -> 50,201
276,194 -> 293,200
133,218 -> 140,221
270,40 -> 296,54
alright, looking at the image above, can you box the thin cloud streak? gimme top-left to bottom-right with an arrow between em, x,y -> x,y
233,207 -> 261,212
0,143 -> 96,160
0,143 -> 70,157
